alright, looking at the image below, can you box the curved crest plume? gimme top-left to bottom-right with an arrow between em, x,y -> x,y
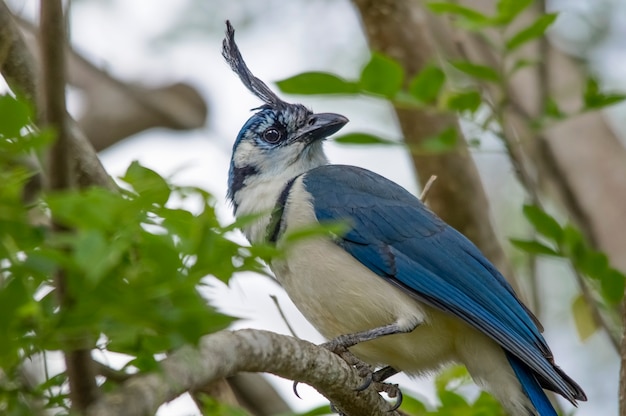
222,21 -> 286,108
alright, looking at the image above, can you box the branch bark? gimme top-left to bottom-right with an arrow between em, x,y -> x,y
352,0 -> 517,288
0,1 -> 36,101
15,16 -> 208,152
87,329 -> 401,416
0,1 -> 114,191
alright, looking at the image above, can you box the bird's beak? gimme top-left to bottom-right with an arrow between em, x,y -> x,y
294,112 -> 349,144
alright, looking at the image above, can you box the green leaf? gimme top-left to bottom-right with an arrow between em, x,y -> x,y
571,295 -> 598,340
544,97 -> 565,120
197,395 -> 250,416
451,61 -> 500,82
600,269 -> 625,305
561,224 -> 585,258
446,90 -> 482,113
435,365 -> 470,393
0,94 -> 32,138
439,390 -> 469,408
72,229 -> 122,284
122,161 -> 171,206
583,77 -> 626,110
427,3 -> 491,27
578,249 -> 609,278
509,58 -> 538,75
359,52 -> 404,98
333,133 -> 398,146
409,65 -> 446,103
472,391 -> 505,414
505,13 -> 558,51
390,393 -> 429,414
494,0 -> 534,25
509,239 -> 559,256
276,72 -> 358,95
286,404 -> 334,416
418,128 -> 457,154
522,205 -> 563,242
46,187 -> 129,231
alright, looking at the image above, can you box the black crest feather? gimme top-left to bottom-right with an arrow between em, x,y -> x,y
222,21 -> 286,108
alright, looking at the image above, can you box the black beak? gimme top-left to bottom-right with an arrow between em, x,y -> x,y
294,112 -> 349,144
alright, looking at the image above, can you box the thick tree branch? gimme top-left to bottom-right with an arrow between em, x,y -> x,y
0,1 -> 36,101
87,329 -> 402,416
352,0 -> 517,288
0,1 -> 114,191
15,15 -> 208,152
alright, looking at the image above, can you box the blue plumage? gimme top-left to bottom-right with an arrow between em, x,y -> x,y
303,165 -> 583,406
507,353 -> 557,416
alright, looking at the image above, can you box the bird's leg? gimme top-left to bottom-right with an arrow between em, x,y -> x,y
320,321 -> 416,385
322,321 -> 419,353
373,365 -> 399,383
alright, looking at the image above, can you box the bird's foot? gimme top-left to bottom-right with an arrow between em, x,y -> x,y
353,366 -> 403,411
321,340 -> 403,412
321,339 -> 374,379
292,341 -> 372,399
293,332 -> 405,411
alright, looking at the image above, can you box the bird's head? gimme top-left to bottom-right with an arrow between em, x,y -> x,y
222,21 -> 348,211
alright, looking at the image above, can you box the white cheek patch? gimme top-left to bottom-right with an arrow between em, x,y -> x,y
233,141 -> 257,168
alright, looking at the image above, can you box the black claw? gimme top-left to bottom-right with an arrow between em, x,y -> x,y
354,371 -> 373,391
388,387 -> 403,411
292,381 -> 302,399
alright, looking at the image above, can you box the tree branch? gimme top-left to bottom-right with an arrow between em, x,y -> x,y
39,0 -> 99,411
0,1 -> 36,101
0,2 -> 114,191
87,329 -> 402,416
40,0 -> 70,188
14,15 -> 208,152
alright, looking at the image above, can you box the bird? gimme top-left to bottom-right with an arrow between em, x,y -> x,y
222,21 -> 586,416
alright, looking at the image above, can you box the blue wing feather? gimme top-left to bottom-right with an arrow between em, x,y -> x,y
302,164 -> 582,403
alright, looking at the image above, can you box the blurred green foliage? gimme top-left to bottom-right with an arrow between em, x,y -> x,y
0,93 -> 269,412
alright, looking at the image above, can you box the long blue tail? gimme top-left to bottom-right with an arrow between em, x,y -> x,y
506,352 -> 557,416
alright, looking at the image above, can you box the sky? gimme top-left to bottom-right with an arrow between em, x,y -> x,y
6,0 -> 626,415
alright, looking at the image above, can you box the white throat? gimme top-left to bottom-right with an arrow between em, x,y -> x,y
233,145 -> 328,243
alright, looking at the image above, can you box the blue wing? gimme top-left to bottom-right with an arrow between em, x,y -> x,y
302,165 -> 584,403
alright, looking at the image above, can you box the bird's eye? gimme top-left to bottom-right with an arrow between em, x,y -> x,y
263,128 -> 282,144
